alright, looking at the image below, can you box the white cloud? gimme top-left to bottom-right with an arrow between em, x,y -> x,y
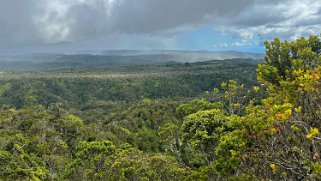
213,39 -> 259,48
216,0 -> 321,41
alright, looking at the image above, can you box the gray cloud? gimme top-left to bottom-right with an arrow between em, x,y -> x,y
1,0 -> 321,51
0,0 -> 43,47
109,0 -> 253,34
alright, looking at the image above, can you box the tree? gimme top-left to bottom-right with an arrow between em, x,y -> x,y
180,35 -> 321,180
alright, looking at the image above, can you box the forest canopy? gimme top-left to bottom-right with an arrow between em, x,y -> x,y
0,35 -> 321,180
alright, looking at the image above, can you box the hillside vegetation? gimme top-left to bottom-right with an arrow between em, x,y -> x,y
1,35 -> 321,180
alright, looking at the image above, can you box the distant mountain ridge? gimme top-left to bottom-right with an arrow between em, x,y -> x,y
0,50 -> 264,71
100,50 -> 264,61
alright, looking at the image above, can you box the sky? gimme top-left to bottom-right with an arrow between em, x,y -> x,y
1,0 -> 321,54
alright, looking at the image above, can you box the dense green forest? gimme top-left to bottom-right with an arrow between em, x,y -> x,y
1,35 -> 321,180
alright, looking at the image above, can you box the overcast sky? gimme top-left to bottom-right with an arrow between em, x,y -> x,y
1,0 -> 321,54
